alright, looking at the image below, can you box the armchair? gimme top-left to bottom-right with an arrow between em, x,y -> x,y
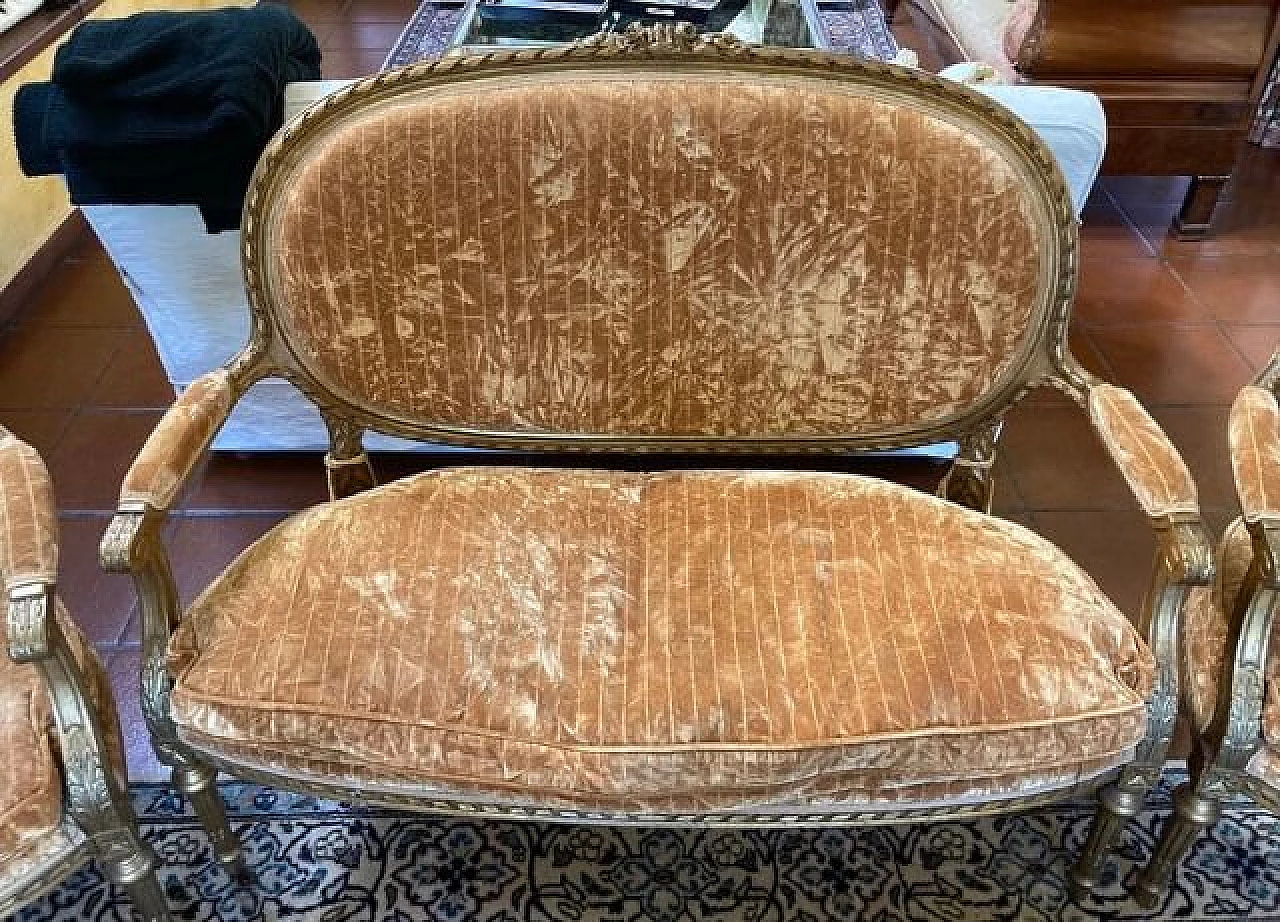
104,26 -> 1209,897
0,425 -> 170,922
1131,350 -> 1280,906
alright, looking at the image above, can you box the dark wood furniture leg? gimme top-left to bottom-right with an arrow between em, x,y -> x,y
1173,175 -> 1229,241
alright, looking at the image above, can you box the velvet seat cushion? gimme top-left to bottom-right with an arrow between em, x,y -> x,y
169,468 -> 1153,814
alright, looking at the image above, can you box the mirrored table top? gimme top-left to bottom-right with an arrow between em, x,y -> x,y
447,0 -> 833,54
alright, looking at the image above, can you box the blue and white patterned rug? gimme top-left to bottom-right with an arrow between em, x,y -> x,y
382,0 -> 899,70
12,776 -> 1280,921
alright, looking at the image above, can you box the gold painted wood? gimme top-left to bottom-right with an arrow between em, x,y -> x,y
102,28 -> 1208,901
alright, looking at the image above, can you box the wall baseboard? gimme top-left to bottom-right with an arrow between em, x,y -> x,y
0,209 -> 89,330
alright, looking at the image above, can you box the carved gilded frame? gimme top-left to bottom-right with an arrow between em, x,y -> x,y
100,25 -> 1210,897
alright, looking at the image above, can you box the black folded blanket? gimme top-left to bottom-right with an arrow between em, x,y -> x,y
13,4 -> 321,232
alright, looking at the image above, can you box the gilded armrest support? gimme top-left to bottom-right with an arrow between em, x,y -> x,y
1191,519 -> 1280,803
9,585 -> 163,886
9,587 -> 125,810
101,508 -> 186,763
119,369 -> 237,513
105,367 -> 245,766
101,506 -> 244,869
1124,517 -> 1214,773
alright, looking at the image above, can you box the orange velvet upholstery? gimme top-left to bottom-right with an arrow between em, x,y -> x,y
0,627 -> 61,874
0,602 -> 106,886
121,370 -> 234,511
268,76 -> 1048,441
1182,520 -> 1253,734
0,423 -> 65,878
0,427 -> 135,908
1088,384 -> 1199,519
0,429 -> 58,587
1229,385 -> 1280,524
1181,384 -> 1280,770
0,430 -> 100,894
168,468 -> 1153,812
1180,517 -> 1280,786
113,49 -> 1196,833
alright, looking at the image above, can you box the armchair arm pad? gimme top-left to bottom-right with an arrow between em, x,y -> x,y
1087,383 -> 1199,520
0,428 -> 57,587
1228,385 -> 1280,524
120,370 -> 235,511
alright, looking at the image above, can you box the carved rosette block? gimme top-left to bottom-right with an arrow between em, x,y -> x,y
7,590 -> 49,662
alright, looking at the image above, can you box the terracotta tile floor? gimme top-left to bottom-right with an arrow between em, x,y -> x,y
1,0 -> 1279,781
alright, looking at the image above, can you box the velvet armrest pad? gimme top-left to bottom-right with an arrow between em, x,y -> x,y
1229,385 -> 1280,523
1088,384 -> 1199,519
0,428 -> 58,587
120,369 -> 234,511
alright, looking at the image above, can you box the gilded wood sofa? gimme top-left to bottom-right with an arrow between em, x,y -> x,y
1131,349 -> 1280,906
103,25 -> 1212,898
0,425 -> 170,922
897,0 -> 1280,239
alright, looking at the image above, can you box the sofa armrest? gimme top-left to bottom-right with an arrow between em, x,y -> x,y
1229,384 -> 1280,525
120,369 -> 236,512
1087,383 -> 1200,521
0,426 -> 58,590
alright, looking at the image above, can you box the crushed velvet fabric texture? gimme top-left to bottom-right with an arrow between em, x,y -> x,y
0,427 -> 59,586
169,468 -> 1153,812
1183,519 -> 1280,764
1181,384 -> 1280,784
270,77 -> 1046,440
1229,385 -> 1280,523
1182,518 -> 1253,736
120,369 -> 232,511
1087,384 -> 1199,519
0,603 -> 111,899
0,634 -> 60,875
0,427 -> 122,893
0,424 -> 64,879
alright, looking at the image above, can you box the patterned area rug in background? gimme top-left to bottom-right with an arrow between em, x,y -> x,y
13,776 -> 1280,921
381,0 -> 899,70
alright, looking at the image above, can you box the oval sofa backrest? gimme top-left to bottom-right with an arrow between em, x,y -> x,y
246,52 -> 1075,450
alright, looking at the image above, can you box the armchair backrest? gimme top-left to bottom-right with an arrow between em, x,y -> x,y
240,31 -> 1080,454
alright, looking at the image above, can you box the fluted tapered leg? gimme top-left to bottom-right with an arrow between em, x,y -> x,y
1069,782 -> 1145,902
1132,783 -> 1220,908
108,845 -> 171,922
173,762 -> 249,882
